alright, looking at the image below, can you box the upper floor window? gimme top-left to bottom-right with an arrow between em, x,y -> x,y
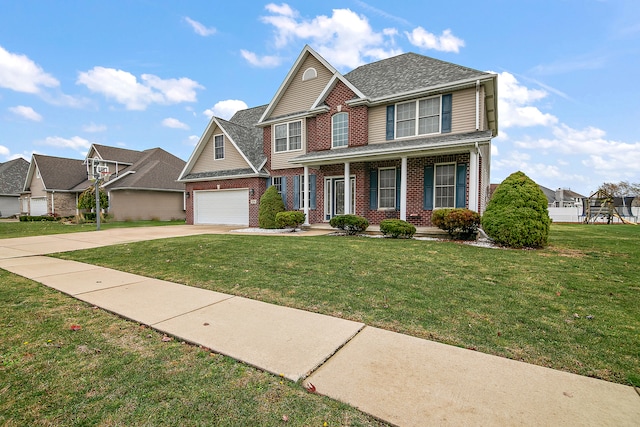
274,121 -> 302,152
396,96 -> 441,138
302,67 -> 317,81
214,134 -> 224,160
434,163 -> 456,208
332,112 -> 349,148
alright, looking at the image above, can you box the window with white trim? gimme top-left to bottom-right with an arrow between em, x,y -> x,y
396,96 -> 441,138
274,121 -> 302,152
272,177 -> 283,196
435,163 -> 456,208
379,168 -> 396,209
332,112 -> 348,148
214,134 -> 224,160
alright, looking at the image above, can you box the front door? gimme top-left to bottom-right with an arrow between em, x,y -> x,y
325,177 -> 355,220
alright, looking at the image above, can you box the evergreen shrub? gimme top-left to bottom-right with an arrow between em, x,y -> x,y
258,185 -> 285,229
275,211 -> 305,230
481,171 -> 551,248
432,208 -> 481,240
379,219 -> 416,238
329,214 -> 369,235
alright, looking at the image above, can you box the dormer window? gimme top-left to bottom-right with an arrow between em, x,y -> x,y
302,67 -> 317,81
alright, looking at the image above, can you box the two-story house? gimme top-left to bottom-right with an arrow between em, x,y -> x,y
179,45 -> 498,227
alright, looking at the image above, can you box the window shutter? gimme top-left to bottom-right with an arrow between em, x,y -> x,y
281,176 -> 288,208
386,105 -> 395,140
441,94 -> 452,133
423,166 -> 434,210
309,174 -> 317,209
395,168 -> 401,211
369,169 -> 378,210
292,176 -> 299,210
266,177 -> 272,187
456,163 -> 467,208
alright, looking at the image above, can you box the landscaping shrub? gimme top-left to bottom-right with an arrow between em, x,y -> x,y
77,186 -> 109,210
481,171 -> 551,248
258,185 -> 285,229
432,208 -> 480,240
19,215 -> 58,222
275,211 -> 305,230
329,214 -> 369,235
379,219 -> 416,238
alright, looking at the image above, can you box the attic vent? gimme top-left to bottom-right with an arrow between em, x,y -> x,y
302,67 -> 317,81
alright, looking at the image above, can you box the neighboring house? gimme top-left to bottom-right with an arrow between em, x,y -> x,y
21,144 -> 186,221
539,185 -> 585,208
0,158 -> 30,218
179,45 -> 498,227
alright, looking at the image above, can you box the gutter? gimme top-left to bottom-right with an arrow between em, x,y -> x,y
177,171 -> 270,183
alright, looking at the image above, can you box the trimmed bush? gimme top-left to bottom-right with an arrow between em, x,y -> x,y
481,171 -> 551,248
19,215 -> 58,222
275,211 -> 305,230
258,185 -> 285,229
77,186 -> 109,210
432,208 -> 481,240
329,214 -> 369,235
379,219 -> 416,238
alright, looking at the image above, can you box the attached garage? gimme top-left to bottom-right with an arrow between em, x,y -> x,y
194,189 -> 249,225
30,197 -> 48,216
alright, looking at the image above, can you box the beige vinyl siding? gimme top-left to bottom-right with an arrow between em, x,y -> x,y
271,122 -> 306,170
109,190 -> 186,221
269,55 -> 333,119
451,87 -> 477,133
368,105 -> 387,144
191,127 -> 250,173
29,168 -> 46,196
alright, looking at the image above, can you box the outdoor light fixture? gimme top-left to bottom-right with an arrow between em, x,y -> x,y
250,188 -> 255,196
186,192 -> 190,198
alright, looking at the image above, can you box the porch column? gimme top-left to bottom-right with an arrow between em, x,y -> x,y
400,157 -> 407,221
303,166 -> 310,226
344,162 -> 350,214
469,149 -> 479,212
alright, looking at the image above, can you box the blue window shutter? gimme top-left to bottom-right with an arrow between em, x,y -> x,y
309,174 -> 317,209
424,166 -> 434,210
456,163 -> 467,208
292,176 -> 299,210
369,170 -> 378,210
281,176 -> 288,208
442,94 -> 452,133
395,168 -> 401,211
386,105 -> 395,140
266,177 -> 272,187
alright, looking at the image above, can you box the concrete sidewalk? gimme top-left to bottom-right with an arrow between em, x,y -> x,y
1,226 -> 638,426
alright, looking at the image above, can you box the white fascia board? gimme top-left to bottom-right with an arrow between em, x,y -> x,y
258,45 -> 340,124
311,74 -> 367,110
102,171 -> 135,187
178,171 -> 268,183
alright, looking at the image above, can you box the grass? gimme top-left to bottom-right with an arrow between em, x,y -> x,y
0,219 -> 186,239
55,224 -> 640,387
0,270 -> 386,426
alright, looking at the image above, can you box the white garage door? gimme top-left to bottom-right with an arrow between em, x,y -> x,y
194,189 -> 249,225
31,197 -> 48,216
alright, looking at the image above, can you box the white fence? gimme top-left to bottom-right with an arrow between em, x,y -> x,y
548,207 -> 640,223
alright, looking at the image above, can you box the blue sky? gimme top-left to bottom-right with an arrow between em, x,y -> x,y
1,0 -> 638,196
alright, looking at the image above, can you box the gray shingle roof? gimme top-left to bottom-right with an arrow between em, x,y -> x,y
344,52 -> 492,100
105,148 -> 185,191
32,154 -> 87,191
0,158 -> 29,195
91,144 -> 144,164
222,104 -> 268,170
181,168 -> 258,181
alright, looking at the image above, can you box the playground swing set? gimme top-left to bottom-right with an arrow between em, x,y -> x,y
582,189 -> 637,225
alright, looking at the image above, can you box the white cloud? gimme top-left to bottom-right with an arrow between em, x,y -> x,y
253,4 -> 402,69
0,145 -> 9,157
9,105 -> 42,121
493,71 -> 558,128
76,67 -> 203,110
39,136 -> 92,151
240,50 -> 282,68
162,117 -> 190,130
0,45 -> 59,93
405,27 -> 465,53
186,135 -> 200,146
204,99 -> 248,120
184,17 -> 217,36
82,122 -> 107,132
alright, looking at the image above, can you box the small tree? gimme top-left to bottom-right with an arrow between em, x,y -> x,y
258,185 -> 285,229
77,187 -> 109,211
481,171 -> 550,248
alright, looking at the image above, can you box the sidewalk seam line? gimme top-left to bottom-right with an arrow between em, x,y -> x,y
150,295 -> 237,326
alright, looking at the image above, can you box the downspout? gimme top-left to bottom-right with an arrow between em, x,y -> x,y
51,191 -> 55,215
475,80 -> 480,131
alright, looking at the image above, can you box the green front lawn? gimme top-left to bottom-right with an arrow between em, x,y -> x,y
0,270 -> 386,426
0,219 -> 186,239
55,224 -> 640,387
